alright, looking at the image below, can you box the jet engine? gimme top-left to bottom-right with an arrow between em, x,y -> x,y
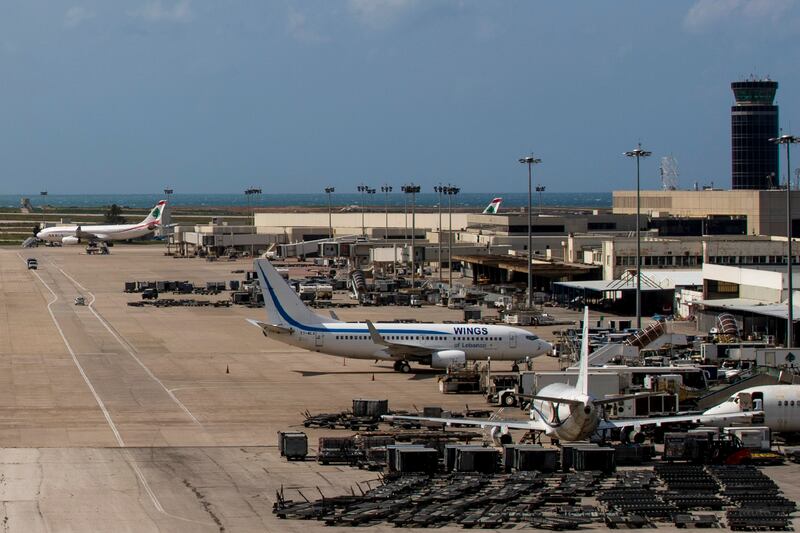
430,350 -> 466,369
490,426 -> 512,446
61,236 -> 80,245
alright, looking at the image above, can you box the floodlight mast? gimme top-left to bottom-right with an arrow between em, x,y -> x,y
624,144 -> 652,330
518,155 -> 541,310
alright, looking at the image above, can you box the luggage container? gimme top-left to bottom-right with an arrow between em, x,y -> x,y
352,399 -> 389,417
515,446 -> 557,472
394,448 -> 439,473
278,431 -> 308,460
229,280 -> 240,291
386,444 -> 425,472
454,447 -> 498,474
573,446 -> 615,473
560,442 -> 596,472
725,426 -> 770,451
124,282 -> 137,292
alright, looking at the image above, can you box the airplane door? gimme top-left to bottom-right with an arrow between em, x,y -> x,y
509,335 -> 517,349
315,334 -> 324,347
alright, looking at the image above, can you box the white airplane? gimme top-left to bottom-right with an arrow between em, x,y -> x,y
482,198 -> 502,214
704,384 -> 800,434
249,259 -> 552,373
37,201 -> 167,245
385,307 -> 761,442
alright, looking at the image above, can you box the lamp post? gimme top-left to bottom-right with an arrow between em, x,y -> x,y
535,185 -> 546,215
381,185 -> 392,239
624,143 -> 652,330
434,184 -> 444,282
325,187 -> 335,239
519,155 -> 542,310
770,134 -> 800,347
402,184 -> 421,288
366,187 -> 376,237
444,185 -> 460,292
163,188 -> 173,254
357,184 -> 370,236
244,188 -> 262,256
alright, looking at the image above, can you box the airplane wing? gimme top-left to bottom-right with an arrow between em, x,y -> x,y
383,414 -> 546,432
365,320 -> 434,359
598,410 -> 764,431
74,226 -> 102,240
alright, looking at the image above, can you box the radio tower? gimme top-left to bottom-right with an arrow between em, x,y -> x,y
659,155 -> 679,190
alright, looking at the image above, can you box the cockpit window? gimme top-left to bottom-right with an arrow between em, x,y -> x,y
525,335 -> 539,341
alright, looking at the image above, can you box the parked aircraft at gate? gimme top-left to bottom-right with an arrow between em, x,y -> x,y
249,259 -> 552,372
385,308 -> 762,441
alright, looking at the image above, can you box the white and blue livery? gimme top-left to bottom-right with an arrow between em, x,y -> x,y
249,259 -> 552,372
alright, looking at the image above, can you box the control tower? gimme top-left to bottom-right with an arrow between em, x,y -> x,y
731,79 -> 779,190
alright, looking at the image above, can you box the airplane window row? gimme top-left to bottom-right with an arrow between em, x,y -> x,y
777,400 -> 797,406
333,335 -> 501,341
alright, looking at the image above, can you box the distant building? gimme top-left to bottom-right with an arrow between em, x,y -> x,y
612,189 -> 800,237
731,79 -> 779,190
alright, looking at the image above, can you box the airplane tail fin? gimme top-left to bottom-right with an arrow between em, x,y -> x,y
142,200 -> 168,226
482,198 -> 502,214
575,306 -> 590,396
254,259 -> 334,328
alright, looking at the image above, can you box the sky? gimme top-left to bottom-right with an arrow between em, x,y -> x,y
1,0 -> 799,194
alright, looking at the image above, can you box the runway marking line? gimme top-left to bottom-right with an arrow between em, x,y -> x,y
20,256 -> 125,448
56,265 -> 202,426
20,253 -> 215,529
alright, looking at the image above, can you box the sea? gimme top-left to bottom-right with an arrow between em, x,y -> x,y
2,193 -> 612,209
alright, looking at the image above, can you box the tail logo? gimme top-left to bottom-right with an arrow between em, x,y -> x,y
150,207 -> 160,219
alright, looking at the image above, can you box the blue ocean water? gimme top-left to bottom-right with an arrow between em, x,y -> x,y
1,192 -> 611,209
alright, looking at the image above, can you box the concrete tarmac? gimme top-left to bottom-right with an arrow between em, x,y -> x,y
1,246 -> 798,532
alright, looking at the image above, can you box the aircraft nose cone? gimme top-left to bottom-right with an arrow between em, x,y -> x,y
36,232 -> 44,239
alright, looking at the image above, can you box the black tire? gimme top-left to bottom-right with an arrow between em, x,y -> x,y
399,362 -> 411,373
502,394 -> 517,407
511,364 -> 520,372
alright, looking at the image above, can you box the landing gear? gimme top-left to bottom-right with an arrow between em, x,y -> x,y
393,360 -> 411,373
511,363 -> 520,373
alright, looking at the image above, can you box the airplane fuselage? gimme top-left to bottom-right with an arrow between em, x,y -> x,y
704,384 -> 800,433
530,383 -> 601,441
271,321 -> 550,362
37,222 -> 158,243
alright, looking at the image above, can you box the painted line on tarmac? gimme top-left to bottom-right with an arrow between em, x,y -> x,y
56,265 -> 202,426
18,253 -> 125,447
22,254 -> 215,528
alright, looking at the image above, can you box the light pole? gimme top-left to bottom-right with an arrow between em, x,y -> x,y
325,187 -> 335,239
444,185 -> 460,293
163,188 -> 173,254
771,134 -> 800,347
519,155 -> 542,310
244,188 -> 262,256
402,184 -> 421,288
366,187 -> 376,237
357,184 -> 370,236
624,143 -> 652,330
535,185 -> 546,215
434,184 -> 444,282
381,185 -> 392,239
